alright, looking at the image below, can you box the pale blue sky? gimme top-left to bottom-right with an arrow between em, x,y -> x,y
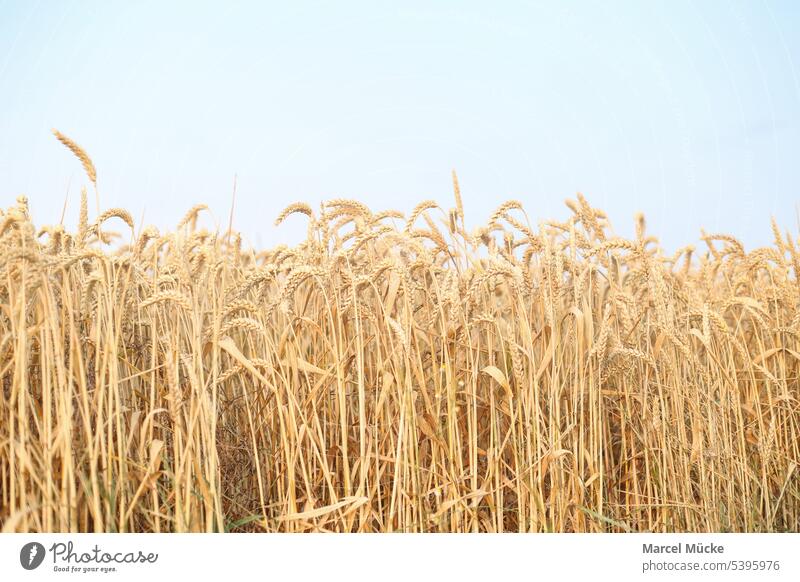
1,0 -> 798,250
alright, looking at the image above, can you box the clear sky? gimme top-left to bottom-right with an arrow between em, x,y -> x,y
1,0 -> 798,250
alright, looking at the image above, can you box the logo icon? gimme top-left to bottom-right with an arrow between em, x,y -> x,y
20,542 -> 46,570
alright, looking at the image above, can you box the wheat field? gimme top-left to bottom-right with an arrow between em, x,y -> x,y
1,136 -> 799,533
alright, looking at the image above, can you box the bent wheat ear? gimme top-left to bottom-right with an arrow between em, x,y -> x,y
52,129 -> 97,185
275,202 -> 313,226
91,208 -> 135,232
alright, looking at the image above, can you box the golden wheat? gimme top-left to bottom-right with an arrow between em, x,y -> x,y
0,183 -> 799,534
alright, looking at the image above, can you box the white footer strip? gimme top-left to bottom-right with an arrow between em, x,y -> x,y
1,533 -> 798,581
